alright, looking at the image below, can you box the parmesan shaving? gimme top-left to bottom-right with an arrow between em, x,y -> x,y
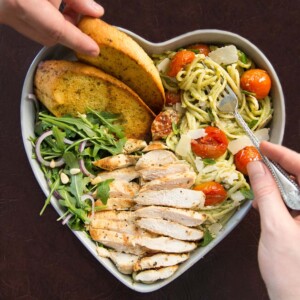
175,134 -> 191,157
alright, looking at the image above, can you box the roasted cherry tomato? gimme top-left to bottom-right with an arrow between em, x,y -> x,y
189,43 -> 210,56
165,91 -> 181,106
151,109 -> 179,140
240,69 -> 271,100
234,146 -> 262,175
167,50 -> 196,77
194,181 -> 227,206
191,126 -> 228,159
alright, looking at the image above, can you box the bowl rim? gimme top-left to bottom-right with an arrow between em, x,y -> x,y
20,28 -> 285,293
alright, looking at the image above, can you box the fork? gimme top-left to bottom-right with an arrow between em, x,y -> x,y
218,84 -> 300,210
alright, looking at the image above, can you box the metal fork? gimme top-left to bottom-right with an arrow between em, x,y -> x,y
218,84 -> 300,210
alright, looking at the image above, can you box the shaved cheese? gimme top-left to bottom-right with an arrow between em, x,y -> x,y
208,45 -> 238,65
175,134 -> 191,157
157,57 -> 171,73
187,129 -> 206,139
228,128 -> 270,155
195,157 -> 204,173
231,191 -> 245,202
208,223 -> 222,236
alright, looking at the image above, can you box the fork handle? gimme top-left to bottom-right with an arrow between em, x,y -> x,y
234,110 -> 300,210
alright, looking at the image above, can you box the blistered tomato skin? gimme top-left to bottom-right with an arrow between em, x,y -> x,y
151,109 -> 179,140
234,146 -> 262,175
188,44 -> 210,56
165,91 -> 181,106
194,181 -> 227,206
191,126 -> 229,159
240,69 -> 272,100
167,50 -> 196,77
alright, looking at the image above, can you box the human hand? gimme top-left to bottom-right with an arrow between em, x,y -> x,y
0,0 -> 104,56
247,141 -> 300,300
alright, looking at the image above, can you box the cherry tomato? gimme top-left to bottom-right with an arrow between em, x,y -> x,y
191,126 -> 228,159
189,43 -> 210,56
167,50 -> 196,77
151,109 -> 179,140
165,91 -> 181,106
240,69 -> 272,100
234,146 -> 262,175
194,181 -> 227,206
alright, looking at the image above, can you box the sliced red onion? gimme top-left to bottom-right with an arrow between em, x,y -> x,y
78,141 -> 95,178
81,194 -> 95,219
63,138 -> 74,145
62,213 -> 73,225
36,130 -> 65,167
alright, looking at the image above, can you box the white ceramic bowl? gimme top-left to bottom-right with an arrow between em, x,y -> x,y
20,29 -> 285,293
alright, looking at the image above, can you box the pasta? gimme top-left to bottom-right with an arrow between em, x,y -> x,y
152,44 -> 273,231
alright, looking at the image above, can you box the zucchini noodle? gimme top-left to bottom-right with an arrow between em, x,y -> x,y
152,44 -> 273,228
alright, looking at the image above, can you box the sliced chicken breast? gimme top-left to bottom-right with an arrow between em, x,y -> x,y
90,219 -> 138,235
93,166 -> 140,183
136,218 -> 203,241
109,180 -> 140,198
133,253 -> 189,271
92,210 -> 135,222
93,154 -> 138,171
142,141 -> 168,152
135,236 -> 197,253
123,139 -> 147,154
134,188 -> 205,209
138,162 -> 191,181
89,228 -> 146,256
133,265 -> 178,283
96,247 -> 139,275
135,150 -> 178,170
134,206 -> 206,227
109,251 -> 139,275
139,172 -> 196,192
95,198 -> 135,210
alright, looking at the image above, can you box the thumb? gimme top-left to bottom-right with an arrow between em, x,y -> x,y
247,161 -> 291,228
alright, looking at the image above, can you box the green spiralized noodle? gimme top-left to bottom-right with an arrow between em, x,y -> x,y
153,44 -> 273,225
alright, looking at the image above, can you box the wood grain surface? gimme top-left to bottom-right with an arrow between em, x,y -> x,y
0,0 -> 299,299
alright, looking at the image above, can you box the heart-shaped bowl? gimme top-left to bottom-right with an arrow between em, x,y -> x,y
21,28 -> 285,293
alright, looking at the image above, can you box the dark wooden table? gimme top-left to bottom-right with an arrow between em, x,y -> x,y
0,1 -> 299,299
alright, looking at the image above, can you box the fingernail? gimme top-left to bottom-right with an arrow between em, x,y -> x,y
90,1 -> 105,14
247,161 -> 266,177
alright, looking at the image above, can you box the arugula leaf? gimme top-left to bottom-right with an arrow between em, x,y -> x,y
248,119 -> 258,129
203,158 -> 216,165
201,230 -> 214,247
240,188 -> 254,200
96,179 -> 114,205
52,126 -> 66,151
40,176 -> 60,216
62,152 -> 78,169
69,174 -> 90,203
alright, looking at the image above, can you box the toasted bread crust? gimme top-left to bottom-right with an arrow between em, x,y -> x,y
34,60 -> 155,140
76,17 -> 165,114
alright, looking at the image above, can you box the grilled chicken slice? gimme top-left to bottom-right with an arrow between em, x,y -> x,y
109,251 -> 139,275
134,188 -> 205,209
133,253 -> 189,271
139,172 -> 196,192
142,141 -> 168,152
134,206 -> 206,227
138,162 -> 191,181
135,236 -> 197,253
96,247 -> 139,275
135,150 -> 178,170
109,180 -> 140,198
92,166 -> 140,183
92,210 -> 135,222
95,198 -> 135,210
90,218 -> 138,235
133,265 -> 178,283
123,139 -> 147,154
136,218 -> 203,241
93,154 -> 138,171
89,228 -> 146,256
